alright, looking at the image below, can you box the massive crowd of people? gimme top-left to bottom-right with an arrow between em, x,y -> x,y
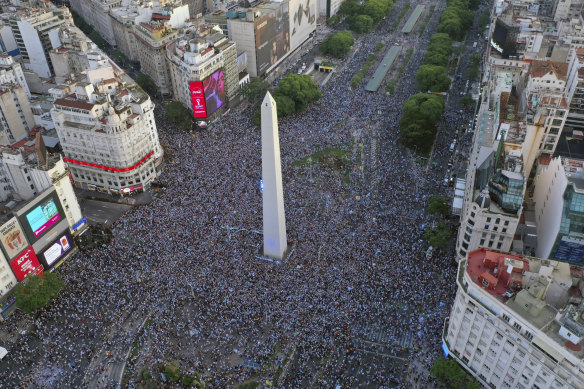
0,0 -> 485,387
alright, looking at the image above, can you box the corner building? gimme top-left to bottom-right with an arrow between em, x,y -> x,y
50,66 -> 162,194
444,248 -> 584,388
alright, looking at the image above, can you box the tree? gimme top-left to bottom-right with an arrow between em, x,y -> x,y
165,101 -> 193,131
348,14 -> 374,33
431,357 -> 479,388
479,10 -> 490,28
427,195 -> 450,217
460,94 -> 475,110
362,0 -> 386,23
15,272 -> 65,314
320,30 -> 354,58
399,93 -> 445,151
416,65 -> 451,92
424,223 -> 452,250
137,74 -> 158,96
339,0 -> 362,15
274,74 -> 321,113
241,77 -> 269,105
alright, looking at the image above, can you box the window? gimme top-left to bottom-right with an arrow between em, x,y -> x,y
513,322 -> 522,332
524,331 -> 534,341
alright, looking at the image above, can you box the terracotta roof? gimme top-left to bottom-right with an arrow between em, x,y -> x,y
102,78 -> 116,84
530,60 -> 568,81
466,248 -> 528,301
54,98 -> 95,110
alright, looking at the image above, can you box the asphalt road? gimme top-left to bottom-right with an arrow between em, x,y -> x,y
80,199 -> 132,227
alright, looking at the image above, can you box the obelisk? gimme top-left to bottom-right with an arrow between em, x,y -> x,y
261,92 -> 287,259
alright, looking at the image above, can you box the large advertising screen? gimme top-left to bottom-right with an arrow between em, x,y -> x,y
9,246 -> 42,282
0,217 -> 29,260
289,0 -> 316,49
17,190 -> 66,244
255,3 -> 290,75
202,69 -> 226,116
26,197 -> 60,237
189,81 -> 207,118
39,232 -> 74,269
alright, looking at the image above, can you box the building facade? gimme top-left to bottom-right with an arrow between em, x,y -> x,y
132,21 -> 178,96
69,0 -> 120,46
444,248 -> 584,389
50,59 -> 163,194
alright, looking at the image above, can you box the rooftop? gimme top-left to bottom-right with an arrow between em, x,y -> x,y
530,60 -> 569,81
465,248 -> 584,359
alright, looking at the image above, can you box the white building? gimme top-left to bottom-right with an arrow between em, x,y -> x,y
8,5 -> 73,78
444,247 -> 584,389
166,25 -> 238,116
69,0 -> 121,46
50,57 -> 163,194
0,54 -> 30,98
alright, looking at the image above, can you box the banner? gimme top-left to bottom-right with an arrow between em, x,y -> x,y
189,81 -> 207,118
0,217 -> 28,260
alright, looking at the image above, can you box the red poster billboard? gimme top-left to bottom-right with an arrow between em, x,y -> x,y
9,246 -> 42,282
189,81 -> 207,118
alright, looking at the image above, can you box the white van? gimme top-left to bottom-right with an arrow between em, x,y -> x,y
0,346 -> 8,360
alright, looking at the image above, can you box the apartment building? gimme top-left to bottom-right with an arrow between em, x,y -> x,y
132,20 -> 178,95
444,247 -> 584,389
8,5 -> 73,78
166,25 -> 238,116
50,55 -> 163,194
69,0 -> 121,46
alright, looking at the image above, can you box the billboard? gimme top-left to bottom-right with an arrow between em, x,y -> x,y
289,0 -> 316,49
202,69 -> 226,116
491,19 -> 518,58
39,232 -> 74,269
0,217 -> 28,260
17,190 -> 66,244
255,3 -> 290,75
0,250 -> 17,299
189,81 -> 207,118
9,246 -> 42,282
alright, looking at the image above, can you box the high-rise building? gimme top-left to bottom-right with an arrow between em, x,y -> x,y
69,0 -> 121,46
443,247 -> 584,389
50,56 -> 163,194
132,20 -> 178,95
8,5 -> 73,78
0,83 -> 34,146
0,54 -> 31,98
166,25 -> 238,117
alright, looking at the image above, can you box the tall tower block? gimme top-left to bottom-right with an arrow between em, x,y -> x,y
261,92 -> 287,259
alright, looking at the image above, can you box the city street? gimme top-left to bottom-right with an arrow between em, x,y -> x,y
0,0 -> 487,387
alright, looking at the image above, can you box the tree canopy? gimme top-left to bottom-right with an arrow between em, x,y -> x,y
424,223 -> 452,250
424,33 -> 452,66
137,73 -> 158,96
347,14 -> 374,33
241,77 -> 269,105
274,74 -> 322,113
416,65 -> 451,92
165,101 -> 193,131
437,0 -> 474,40
426,195 -> 450,217
399,93 -> 445,151
16,272 -> 65,314
431,357 -> 479,389
320,30 -> 354,58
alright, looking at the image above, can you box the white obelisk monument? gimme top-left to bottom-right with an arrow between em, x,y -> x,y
261,92 -> 287,259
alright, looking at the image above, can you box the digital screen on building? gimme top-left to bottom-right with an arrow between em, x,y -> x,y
39,232 -> 73,269
491,19 -> 517,58
289,0 -> 316,49
202,70 -> 226,116
18,190 -> 65,244
9,246 -> 42,282
189,81 -> 207,118
25,197 -> 61,237
255,3 -> 290,75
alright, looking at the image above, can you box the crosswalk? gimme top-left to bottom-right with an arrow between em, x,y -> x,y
352,322 -> 416,349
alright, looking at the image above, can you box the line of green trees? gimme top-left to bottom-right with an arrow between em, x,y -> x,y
339,0 -> 394,34
399,93 -> 445,153
437,0 -> 475,40
416,33 -> 452,93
